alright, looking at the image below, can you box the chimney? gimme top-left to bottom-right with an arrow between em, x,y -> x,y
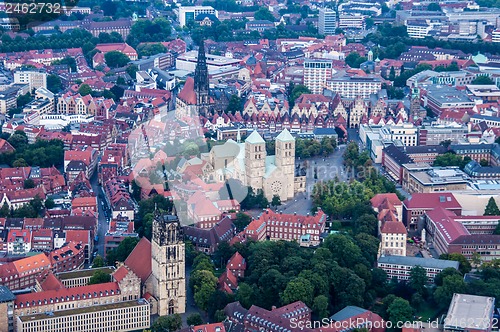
294,212 -> 297,215
280,211 -> 283,214
307,213 -> 310,216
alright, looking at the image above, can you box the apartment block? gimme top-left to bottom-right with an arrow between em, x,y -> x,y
13,70 -> 47,92
303,59 -> 333,94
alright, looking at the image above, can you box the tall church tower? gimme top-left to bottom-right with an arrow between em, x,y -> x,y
245,130 -> 266,191
275,129 -> 295,199
194,39 -> 210,112
410,85 -> 421,121
151,209 -> 186,316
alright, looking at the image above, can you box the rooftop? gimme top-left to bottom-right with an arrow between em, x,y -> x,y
56,267 -> 115,280
18,299 -> 148,322
444,294 -> 495,330
378,255 -> 459,270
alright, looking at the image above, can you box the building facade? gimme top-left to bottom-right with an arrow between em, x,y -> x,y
319,8 -> 337,35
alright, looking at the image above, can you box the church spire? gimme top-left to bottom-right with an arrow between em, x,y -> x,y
194,39 -> 209,108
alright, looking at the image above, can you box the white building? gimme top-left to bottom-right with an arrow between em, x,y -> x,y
178,6 -> 217,27
303,59 -> 334,94
14,70 -> 47,92
326,72 -> 382,99
492,29 -> 500,43
318,8 -> 337,35
176,51 -> 241,73
338,13 -> 365,29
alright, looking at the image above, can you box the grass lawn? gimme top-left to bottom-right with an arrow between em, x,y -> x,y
416,302 -> 440,321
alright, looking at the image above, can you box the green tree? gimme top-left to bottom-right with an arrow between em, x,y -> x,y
289,84 -> 311,107
47,74 -> 63,93
271,195 -> 281,207
0,203 -> 10,217
281,277 -> 314,307
254,7 -> 275,21
427,2 -> 442,10
13,158 -> 28,167
226,94 -> 242,115
44,197 -> 55,209
187,313 -> 203,326
484,197 -> 500,216
471,76 -> 494,85
434,275 -> 467,309
387,298 -> 413,329
434,267 -> 462,286
236,282 -> 254,308
92,255 -> 105,268
439,253 -> 472,274
409,265 -> 427,296
78,84 -> 92,96
323,234 -> 364,269
234,212 -> 252,232
354,214 -> 377,236
88,269 -> 111,285
105,237 -> 139,265
104,50 -> 131,68
126,64 -> 139,78
151,314 -> 182,332
23,179 -> 35,189
313,295 -> 329,319
194,282 -> 217,311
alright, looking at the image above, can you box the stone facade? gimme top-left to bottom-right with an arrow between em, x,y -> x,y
149,212 -> 186,316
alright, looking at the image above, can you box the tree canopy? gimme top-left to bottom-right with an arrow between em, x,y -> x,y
484,197 -> 500,216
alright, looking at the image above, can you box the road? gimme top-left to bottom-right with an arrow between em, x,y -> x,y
90,170 -> 110,259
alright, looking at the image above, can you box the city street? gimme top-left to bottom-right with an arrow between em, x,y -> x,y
90,170 -> 109,259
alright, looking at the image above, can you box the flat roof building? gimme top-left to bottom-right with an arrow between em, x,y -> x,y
377,255 -> 459,281
444,294 -> 495,332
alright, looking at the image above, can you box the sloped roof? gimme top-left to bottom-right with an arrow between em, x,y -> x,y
381,221 -> 407,235
124,237 -> 152,283
245,130 -> 265,144
276,128 -> 294,142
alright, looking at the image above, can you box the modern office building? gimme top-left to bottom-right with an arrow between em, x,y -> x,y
303,59 -> 333,94
318,8 -> 337,35
178,6 -> 217,27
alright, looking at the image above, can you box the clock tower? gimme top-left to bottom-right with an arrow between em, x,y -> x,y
150,208 -> 186,316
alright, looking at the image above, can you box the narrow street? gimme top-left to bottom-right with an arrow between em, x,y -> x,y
90,170 -> 109,259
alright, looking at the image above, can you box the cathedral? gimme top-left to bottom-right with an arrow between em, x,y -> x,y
120,208 -> 186,316
207,129 -> 306,201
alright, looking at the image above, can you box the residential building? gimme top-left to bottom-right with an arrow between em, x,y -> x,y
0,285 -> 15,332
184,216 -> 235,254
327,72 -> 382,99
13,70 -> 47,92
303,59 -> 333,94
377,255 -> 459,281
178,6 -> 218,27
379,221 -> 407,257
0,254 -> 51,291
443,294 -> 495,332
319,8 -> 337,35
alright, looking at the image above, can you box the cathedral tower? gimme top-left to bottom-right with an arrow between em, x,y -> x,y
151,209 -> 186,316
245,130 -> 266,191
194,39 -> 210,110
275,129 -> 295,200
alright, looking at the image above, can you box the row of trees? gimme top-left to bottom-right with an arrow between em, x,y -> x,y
433,152 -> 473,170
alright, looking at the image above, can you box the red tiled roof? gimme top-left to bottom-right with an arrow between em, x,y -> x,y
426,207 -> 469,244
124,237 -> 152,283
193,323 -> 226,332
38,272 -> 65,291
381,221 -> 407,234
404,193 -> 461,210
370,193 -> 401,208
227,252 -> 246,269
14,282 -> 120,307
113,265 -> 130,283
177,77 -> 197,105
